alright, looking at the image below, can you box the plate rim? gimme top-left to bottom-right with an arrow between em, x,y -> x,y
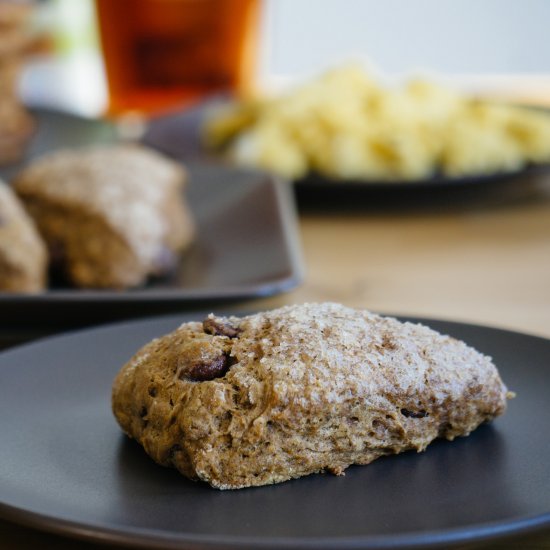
0,500 -> 549,550
293,162 -> 550,191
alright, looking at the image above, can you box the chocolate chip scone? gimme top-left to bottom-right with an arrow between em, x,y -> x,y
112,303 -> 512,490
0,180 -> 47,292
13,144 -> 194,289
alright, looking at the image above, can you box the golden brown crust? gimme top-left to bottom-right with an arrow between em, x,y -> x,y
0,1 -> 36,166
0,99 -> 34,165
0,181 -> 47,292
112,303 -> 511,489
13,144 -> 194,288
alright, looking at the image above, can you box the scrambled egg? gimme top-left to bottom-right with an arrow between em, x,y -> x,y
203,65 -> 550,181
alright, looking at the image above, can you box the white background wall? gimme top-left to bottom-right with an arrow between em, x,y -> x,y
259,0 -> 550,79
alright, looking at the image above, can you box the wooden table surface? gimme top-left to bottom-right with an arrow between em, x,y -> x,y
260,175 -> 550,341
2,172 -> 550,549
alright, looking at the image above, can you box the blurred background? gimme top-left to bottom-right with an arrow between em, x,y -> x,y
2,0 -> 550,339
14,0 -> 550,118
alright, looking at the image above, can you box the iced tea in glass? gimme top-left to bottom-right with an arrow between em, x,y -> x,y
95,0 -> 260,115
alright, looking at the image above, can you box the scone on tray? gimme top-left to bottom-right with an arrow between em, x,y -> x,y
0,1 -> 36,166
13,144 -> 194,289
112,303 -> 511,490
0,180 -> 47,292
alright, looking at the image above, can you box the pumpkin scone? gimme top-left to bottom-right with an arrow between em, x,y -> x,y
112,303 -> 512,489
13,144 -> 194,289
0,180 -> 47,292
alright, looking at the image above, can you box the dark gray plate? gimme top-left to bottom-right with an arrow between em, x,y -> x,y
0,110 -> 303,328
0,313 -> 549,549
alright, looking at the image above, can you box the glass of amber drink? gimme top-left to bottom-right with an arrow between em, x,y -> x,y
95,0 -> 260,115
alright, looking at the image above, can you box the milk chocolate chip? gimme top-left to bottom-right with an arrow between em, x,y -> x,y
401,408 -> 428,418
182,353 -> 236,382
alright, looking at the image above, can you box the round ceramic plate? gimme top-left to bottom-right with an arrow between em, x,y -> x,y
1,313 -> 549,549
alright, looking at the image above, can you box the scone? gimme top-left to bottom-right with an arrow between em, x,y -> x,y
13,144 -> 194,289
0,100 -> 35,165
0,1 -> 36,166
112,303 -> 511,490
0,180 -> 47,292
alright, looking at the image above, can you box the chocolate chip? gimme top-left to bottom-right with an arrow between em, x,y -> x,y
139,406 -> 148,418
168,444 -> 182,459
203,317 -> 241,338
401,408 -> 428,418
181,353 -> 236,382
148,386 -> 157,397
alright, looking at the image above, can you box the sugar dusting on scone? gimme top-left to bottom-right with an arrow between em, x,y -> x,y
112,303 -> 512,489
